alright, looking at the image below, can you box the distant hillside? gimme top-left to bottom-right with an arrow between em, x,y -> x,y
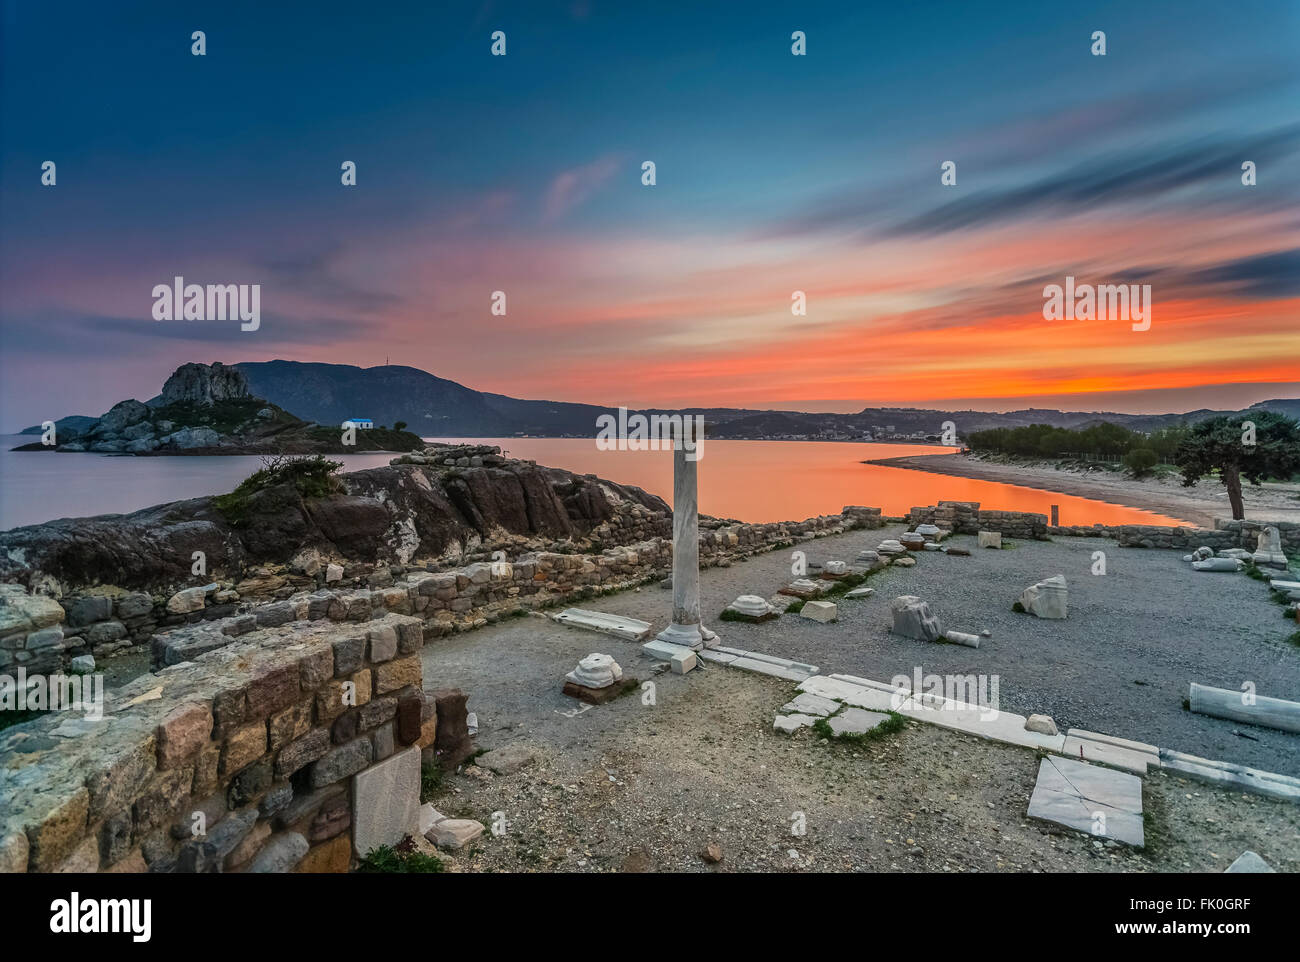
26,358 -> 1299,442
15,362 -> 424,455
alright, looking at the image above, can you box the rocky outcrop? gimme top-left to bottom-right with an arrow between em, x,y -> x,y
158,361 -> 252,405
12,361 -> 423,456
0,445 -> 670,595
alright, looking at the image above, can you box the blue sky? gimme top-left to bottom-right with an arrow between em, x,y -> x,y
2,0 -> 1298,429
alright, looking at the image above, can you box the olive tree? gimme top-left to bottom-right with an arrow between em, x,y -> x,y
1173,411 -> 1300,519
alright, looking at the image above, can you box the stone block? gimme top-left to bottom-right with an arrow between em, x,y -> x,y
671,650 -> 697,674
156,702 -> 213,770
331,634 -> 366,676
367,624 -> 398,663
353,746 -> 421,857
268,700 -> 313,751
977,530 -> 1001,549
475,743 -> 537,775
275,728 -> 330,778
426,818 -> 484,851
374,655 -> 421,694
245,831 -> 309,873
310,738 -> 373,789
295,834 -> 351,873
1027,756 -> 1143,847
800,600 -> 838,623
220,721 -> 268,776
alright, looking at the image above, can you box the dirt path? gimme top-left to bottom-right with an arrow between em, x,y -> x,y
867,454 -> 1300,527
421,648 -> 1300,874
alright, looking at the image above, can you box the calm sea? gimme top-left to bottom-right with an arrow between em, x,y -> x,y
0,435 -> 1183,531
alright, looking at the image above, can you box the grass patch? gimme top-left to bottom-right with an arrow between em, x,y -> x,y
823,572 -> 868,597
151,398 -> 274,435
356,840 -> 444,873
213,454 -> 343,525
718,607 -> 753,622
420,762 -> 444,802
784,599 -> 806,614
1011,601 -> 1026,614
812,709 -> 906,743
1244,562 -> 1267,581
1286,631 -> 1300,647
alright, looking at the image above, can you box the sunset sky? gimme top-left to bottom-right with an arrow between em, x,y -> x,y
1,0 -> 1298,430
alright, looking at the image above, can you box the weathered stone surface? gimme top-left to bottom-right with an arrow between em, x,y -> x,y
890,595 -> 944,641
367,624 -> 398,663
331,634 -> 365,676
396,694 -> 423,745
800,600 -> 838,623
65,595 -> 112,627
1018,575 -> 1068,619
276,728 -> 330,778
671,649 -> 697,674
1027,756 -> 1144,847
156,702 -> 213,770
781,692 -> 839,717
1225,850 -> 1275,873
1025,714 -> 1059,736
227,760 -> 273,808
55,835 -> 101,873
268,700 -> 313,751
476,743 -> 537,775
977,530 -> 1002,549
221,721 -> 268,775
178,808 -> 259,871
0,587 -> 64,637
353,746 -> 421,857
245,831 -> 309,873
828,707 -> 890,737
374,655 -> 420,694
774,713 -> 817,733
310,738 -> 373,788
0,833 -> 30,874
426,818 -> 484,850
565,652 -> 623,689
166,585 -> 211,615
295,833 -> 351,872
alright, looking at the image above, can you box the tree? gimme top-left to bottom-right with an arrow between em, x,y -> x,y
394,421 -> 407,432
1123,447 -> 1158,478
1173,411 -> 1300,519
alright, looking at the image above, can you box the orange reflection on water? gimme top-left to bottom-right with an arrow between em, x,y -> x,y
429,438 -> 1187,526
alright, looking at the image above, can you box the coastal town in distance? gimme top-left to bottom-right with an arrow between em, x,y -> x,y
0,0 -> 1297,940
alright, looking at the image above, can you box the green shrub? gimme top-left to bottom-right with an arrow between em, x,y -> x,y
357,841 -> 444,873
214,454 -> 343,525
1122,447 -> 1159,477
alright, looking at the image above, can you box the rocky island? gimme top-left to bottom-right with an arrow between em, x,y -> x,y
12,362 -> 424,456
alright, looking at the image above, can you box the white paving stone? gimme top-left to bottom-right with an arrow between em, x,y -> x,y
1225,850 -> 1275,873
1062,735 -> 1152,775
828,707 -> 890,737
781,692 -> 840,717
553,608 -> 653,641
1027,755 -> 1144,847
774,713 -> 818,734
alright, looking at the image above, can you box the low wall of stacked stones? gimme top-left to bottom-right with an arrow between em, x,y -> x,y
1047,519 -> 1300,553
0,613 -> 443,874
907,501 -> 1049,540
3,507 -> 886,674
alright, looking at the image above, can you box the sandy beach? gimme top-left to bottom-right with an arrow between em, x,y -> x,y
866,453 -> 1300,528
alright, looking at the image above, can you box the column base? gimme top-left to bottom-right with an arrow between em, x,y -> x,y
655,622 -> 716,651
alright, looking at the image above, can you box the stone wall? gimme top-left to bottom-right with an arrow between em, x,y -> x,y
3,506 -> 885,673
0,613 -> 447,874
907,501 -> 1049,540
1047,519 -> 1300,553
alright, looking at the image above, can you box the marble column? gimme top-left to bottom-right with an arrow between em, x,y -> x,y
656,420 -> 715,650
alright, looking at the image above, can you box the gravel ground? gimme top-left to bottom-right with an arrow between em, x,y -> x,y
425,525 -> 1300,776
420,631 -> 1300,873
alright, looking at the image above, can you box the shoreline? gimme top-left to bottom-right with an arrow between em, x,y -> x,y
865,453 -> 1300,528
